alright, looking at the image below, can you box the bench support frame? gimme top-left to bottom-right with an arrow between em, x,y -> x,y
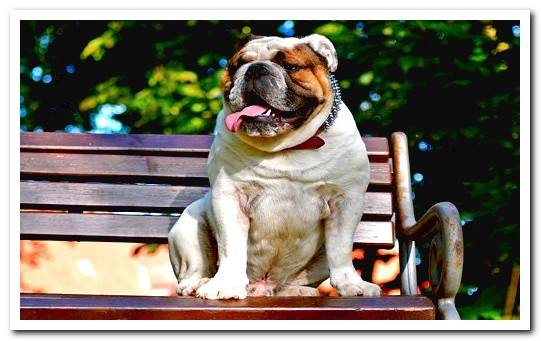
392,132 -> 464,320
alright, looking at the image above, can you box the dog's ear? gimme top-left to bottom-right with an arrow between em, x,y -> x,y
301,34 -> 338,72
234,34 -> 265,52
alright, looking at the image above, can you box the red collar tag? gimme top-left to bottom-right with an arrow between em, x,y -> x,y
288,135 -> 325,150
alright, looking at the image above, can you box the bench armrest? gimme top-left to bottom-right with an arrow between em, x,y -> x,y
398,202 -> 463,320
391,132 -> 464,320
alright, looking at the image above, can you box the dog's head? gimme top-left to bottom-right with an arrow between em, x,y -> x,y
220,34 -> 338,151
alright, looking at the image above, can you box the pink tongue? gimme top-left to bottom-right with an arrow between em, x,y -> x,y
225,105 -> 269,132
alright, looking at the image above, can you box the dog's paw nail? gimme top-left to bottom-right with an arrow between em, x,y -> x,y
336,281 -> 381,297
176,277 -> 210,296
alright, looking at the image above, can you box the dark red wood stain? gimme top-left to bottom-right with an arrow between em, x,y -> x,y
19,132 -> 434,320
21,294 -> 435,320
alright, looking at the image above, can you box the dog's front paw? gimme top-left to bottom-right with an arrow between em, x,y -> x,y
334,279 -> 381,297
195,276 -> 248,300
176,277 -> 210,296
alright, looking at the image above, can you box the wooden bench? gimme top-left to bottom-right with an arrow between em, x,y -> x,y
19,131 -> 463,320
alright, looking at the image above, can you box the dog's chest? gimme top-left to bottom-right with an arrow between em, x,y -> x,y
241,181 -> 332,281
246,181 -> 331,226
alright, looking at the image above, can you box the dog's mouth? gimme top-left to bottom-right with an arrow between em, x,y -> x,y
225,94 -> 310,134
225,105 -> 284,133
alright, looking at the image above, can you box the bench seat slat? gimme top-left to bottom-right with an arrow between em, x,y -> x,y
20,294 -> 434,320
21,152 -> 392,187
20,212 -> 395,247
20,182 -> 393,220
21,132 -> 390,162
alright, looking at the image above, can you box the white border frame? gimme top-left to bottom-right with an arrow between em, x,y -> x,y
9,9 -> 531,331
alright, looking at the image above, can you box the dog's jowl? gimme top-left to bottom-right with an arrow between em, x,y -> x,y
168,34 -> 381,299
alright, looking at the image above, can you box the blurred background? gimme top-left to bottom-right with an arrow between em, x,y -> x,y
19,20 -> 520,320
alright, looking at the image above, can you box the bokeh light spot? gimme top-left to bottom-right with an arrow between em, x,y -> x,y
90,103 -> 129,134
278,20 -> 295,37
242,26 -> 251,35
467,287 -> 478,296
483,25 -> 498,40
66,64 -> 76,74
39,35 -> 51,49
31,66 -> 43,82
283,20 -> 294,29
512,25 -> 520,38
369,91 -> 381,102
360,101 -> 372,111
65,124 -> 83,133
418,140 -> 432,152
460,217 -> 474,226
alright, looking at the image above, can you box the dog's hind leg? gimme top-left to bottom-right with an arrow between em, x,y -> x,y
168,196 -> 217,296
288,245 -> 329,287
272,245 -> 328,297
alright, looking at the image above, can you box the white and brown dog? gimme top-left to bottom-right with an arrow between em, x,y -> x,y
168,34 -> 381,299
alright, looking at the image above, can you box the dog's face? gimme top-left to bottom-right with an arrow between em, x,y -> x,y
221,34 -> 338,138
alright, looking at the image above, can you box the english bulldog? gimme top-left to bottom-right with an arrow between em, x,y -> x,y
168,34 -> 381,299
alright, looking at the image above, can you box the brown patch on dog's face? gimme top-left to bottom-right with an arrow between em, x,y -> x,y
273,44 -> 332,111
221,36 -> 335,137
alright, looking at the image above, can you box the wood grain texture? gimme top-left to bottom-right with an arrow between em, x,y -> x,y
20,294 -> 435,320
20,212 -> 395,246
21,132 -> 216,153
20,152 -> 209,178
362,137 -> 390,163
21,152 -> 391,187
21,182 -> 392,220
353,221 -> 395,247
21,132 -> 390,162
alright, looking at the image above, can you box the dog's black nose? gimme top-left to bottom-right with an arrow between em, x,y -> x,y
245,63 -> 271,78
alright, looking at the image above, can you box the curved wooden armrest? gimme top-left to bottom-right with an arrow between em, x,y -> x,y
391,132 -> 464,320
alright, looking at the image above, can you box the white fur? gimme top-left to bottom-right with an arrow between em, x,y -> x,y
169,103 -> 381,299
300,34 -> 338,72
168,36 -> 380,299
238,34 -> 338,72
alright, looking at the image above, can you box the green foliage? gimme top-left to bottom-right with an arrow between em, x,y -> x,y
20,19 -> 520,319
80,21 -> 126,61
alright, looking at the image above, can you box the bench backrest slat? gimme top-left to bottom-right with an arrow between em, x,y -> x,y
20,132 -> 396,248
21,182 -> 392,220
21,152 -> 391,188
20,212 -> 394,246
21,132 -> 390,161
